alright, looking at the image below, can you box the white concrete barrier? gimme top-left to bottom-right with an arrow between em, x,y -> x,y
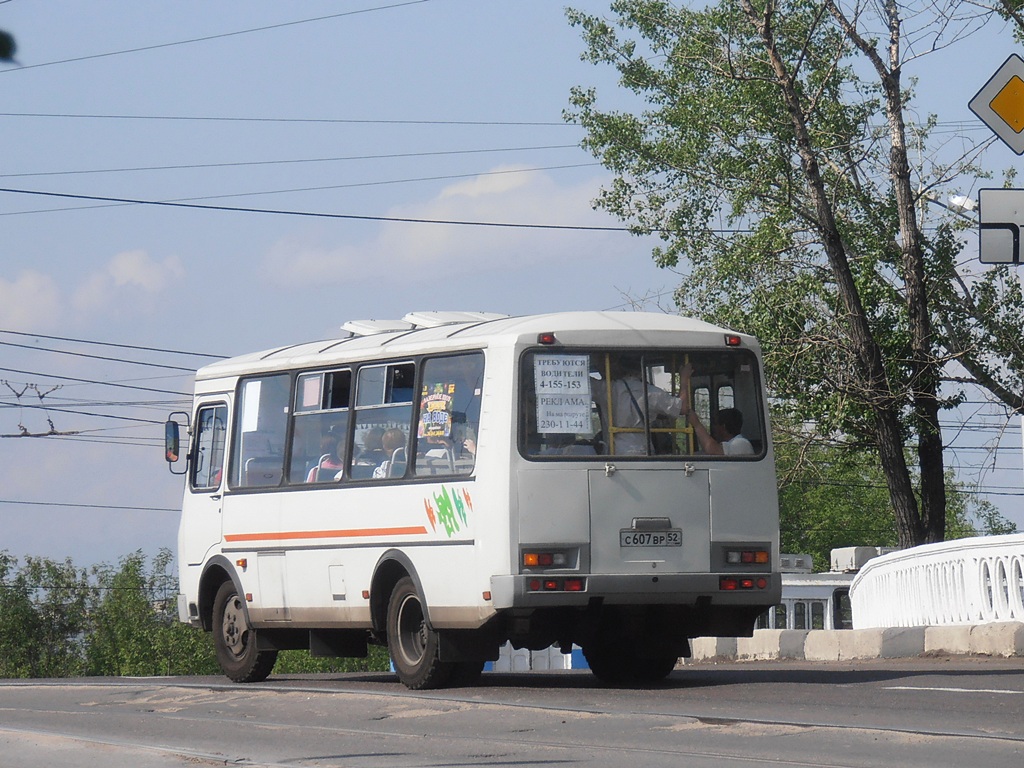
687,622 -> 1024,663
849,535 -> 1024,628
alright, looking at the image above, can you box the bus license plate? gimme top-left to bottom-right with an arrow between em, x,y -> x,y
619,529 -> 682,547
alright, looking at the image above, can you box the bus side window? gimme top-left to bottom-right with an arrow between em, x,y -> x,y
351,362 -> 414,481
230,374 -> 290,488
414,353 -> 484,477
290,369 -> 351,484
191,404 -> 227,491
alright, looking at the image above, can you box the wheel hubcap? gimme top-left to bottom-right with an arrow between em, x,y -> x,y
397,593 -> 427,666
221,595 -> 248,659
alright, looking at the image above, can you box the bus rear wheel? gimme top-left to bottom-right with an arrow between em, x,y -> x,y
212,581 -> 278,683
387,576 -> 454,690
584,641 -> 677,685
629,655 -> 678,682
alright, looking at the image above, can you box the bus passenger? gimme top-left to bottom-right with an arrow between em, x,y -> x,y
307,435 -> 346,482
373,428 -> 408,478
683,406 -> 754,456
600,356 -> 687,455
355,427 -> 387,466
680,364 -> 754,456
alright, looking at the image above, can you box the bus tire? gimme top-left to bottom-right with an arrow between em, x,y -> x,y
583,642 -> 631,684
449,659 -> 485,687
387,576 -> 453,690
629,655 -> 677,682
212,581 -> 278,683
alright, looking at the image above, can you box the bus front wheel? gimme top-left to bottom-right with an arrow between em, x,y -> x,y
386,576 -> 453,690
212,581 -> 278,683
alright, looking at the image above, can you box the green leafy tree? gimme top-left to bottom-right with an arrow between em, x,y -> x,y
22,556 -> 90,677
567,1 -> 1017,548
0,552 -> 42,677
0,552 -> 90,677
776,433 -> 1017,570
85,549 -> 218,677
273,646 -> 391,675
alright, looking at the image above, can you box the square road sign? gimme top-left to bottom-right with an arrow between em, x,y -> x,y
979,188 -> 1024,264
970,54 -> 1024,155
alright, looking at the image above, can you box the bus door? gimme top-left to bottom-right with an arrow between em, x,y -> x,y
221,373 -> 292,620
181,401 -> 228,567
588,467 -> 711,575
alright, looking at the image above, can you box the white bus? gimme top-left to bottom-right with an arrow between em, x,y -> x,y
166,311 -> 781,689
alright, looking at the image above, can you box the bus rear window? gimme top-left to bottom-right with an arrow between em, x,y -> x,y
520,349 -> 764,459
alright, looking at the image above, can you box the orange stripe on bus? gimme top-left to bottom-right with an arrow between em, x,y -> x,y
224,526 -> 429,542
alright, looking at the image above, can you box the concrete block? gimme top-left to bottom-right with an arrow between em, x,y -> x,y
737,632 -> 779,660
743,629 -> 807,660
778,630 -> 810,659
878,627 -> 926,658
689,636 -> 737,661
925,625 -> 972,655
805,630 -> 842,661
834,627 -> 924,660
969,622 -> 1024,656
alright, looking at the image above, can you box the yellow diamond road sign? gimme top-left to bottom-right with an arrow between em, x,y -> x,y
971,54 -> 1024,154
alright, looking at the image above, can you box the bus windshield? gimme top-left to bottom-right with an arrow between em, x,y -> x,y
521,348 -> 764,459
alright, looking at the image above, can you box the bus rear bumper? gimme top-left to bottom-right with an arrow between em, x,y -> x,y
490,573 -> 781,610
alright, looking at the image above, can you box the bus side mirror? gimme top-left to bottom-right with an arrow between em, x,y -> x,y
165,411 -> 190,476
165,419 -> 181,464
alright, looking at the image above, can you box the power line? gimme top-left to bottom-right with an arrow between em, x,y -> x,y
0,144 -> 581,179
0,187 -> 638,231
0,328 -> 224,359
44,435 -> 164,448
140,163 -> 601,205
0,498 -> 178,513
0,340 -> 200,371
0,1 -> 434,74
0,366 -> 192,396
0,162 -> 604,218
0,111 -> 572,128
0,401 -> 165,426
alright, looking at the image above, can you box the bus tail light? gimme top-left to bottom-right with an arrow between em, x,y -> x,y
724,334 -> 742,347
720,576 -> 770,591
528,577 -> 586,593
725,549 -> 770,565
522,550 -> 572,569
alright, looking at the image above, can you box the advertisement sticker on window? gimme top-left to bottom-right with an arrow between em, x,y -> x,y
534,354 -> 591,433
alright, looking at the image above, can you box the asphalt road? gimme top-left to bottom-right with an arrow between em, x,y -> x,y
0,657 -> 1022,767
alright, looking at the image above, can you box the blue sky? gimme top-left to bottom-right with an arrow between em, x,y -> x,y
0,1 -> 1021,566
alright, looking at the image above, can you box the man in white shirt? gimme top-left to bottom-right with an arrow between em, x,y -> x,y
680,363 -> 755,456
602,373 -> 685,455
684,406 -> 754,456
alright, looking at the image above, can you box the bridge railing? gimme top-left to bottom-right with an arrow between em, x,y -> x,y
850,534 -> 1024,629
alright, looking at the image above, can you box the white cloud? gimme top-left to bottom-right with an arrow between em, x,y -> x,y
0,270 -> 63,331
108,249 -> 185,291
72,250 -> 185,314
263,167 -> 621,286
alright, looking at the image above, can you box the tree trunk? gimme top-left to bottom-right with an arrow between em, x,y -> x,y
744,0 -> 931,548
833,0 -> 946,545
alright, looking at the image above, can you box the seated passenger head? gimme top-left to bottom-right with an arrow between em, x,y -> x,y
363,427 -> 385,450
716,408 -> 743,438
382,428 -> 406,452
